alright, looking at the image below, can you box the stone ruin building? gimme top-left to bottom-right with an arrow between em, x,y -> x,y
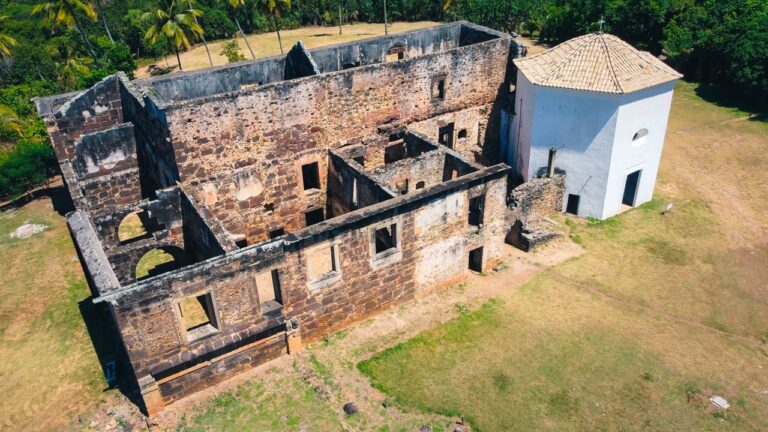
35,22 -> 567,414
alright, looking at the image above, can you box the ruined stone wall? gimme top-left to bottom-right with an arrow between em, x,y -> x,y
165,35 -> 512,241
188,149 -> 330,244
327,152 -> 395,217
110,247 -> 287,403
119,80 -> 180,193
43,75 -> 124,161
413,174 -> 507,290
409,104 -> 497,164
106,166 -> 509,405
509,174 -> 566,224
369,151 -> 447,192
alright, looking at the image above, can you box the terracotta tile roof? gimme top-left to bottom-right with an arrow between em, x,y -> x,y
513,33 -> 682,94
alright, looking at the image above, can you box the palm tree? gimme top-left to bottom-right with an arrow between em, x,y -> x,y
188,0 -> 213,67
0,105 -> 22,138
32,0 -> 101,66
143,0 -> 204,71
222,0 -> 255,59
49,39 -> 93,87
256,0 -> 291,54
94,0 -> 114,43
0,16 -> 18,58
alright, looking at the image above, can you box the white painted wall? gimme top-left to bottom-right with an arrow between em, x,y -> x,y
507,70 -> 676,219
603,82 -> 675,217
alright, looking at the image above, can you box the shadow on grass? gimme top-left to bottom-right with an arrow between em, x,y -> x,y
0,182 -> 75,216
78,297 -> 145,412
694,83 -> 767,122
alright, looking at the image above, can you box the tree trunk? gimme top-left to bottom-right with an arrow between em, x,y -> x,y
338,4 -> 343,35
273,15 -> 284,54
70,7 -> 101,67
189,0 -> 213,66
175,47 -> 183,71
95,0 -> 114,43
234,17 -> 255,59
383,0 -> 388,35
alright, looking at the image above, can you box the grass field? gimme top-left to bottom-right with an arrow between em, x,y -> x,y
0,199 -> 110,432
136,21 -> 440,78
358,82 -> 768,431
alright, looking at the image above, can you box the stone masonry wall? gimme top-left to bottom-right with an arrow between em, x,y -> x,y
165,35 -> 512,241
105,167 -> 508,405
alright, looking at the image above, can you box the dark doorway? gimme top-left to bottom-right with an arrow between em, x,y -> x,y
305,208 -> 324,226
438,123 -> 454,149
622,170 -> 641,206
565,194 -> 580,215
468,247 -> 483,272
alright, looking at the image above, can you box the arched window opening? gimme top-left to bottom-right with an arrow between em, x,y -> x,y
632,128 -> 648,147
135,246 -> 186,280
118,210 -> 152,244
458,129 -> 468,139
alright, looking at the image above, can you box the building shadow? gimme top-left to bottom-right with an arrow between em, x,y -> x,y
78,296 -> 144,410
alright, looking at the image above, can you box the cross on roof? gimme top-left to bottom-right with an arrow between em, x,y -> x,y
597,17 -> 605,33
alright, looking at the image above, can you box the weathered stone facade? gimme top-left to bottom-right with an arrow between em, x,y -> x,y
34,22 -> 552,415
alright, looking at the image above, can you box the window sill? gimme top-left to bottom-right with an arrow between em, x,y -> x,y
260,300 -> 283,315
307,270 -> 342,291
371,248 -> 403,268
186,323 -> 219,343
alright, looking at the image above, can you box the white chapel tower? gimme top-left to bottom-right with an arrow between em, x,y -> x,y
506,32 -> 682,219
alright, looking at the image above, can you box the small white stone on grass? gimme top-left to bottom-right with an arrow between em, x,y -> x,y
709,396 -> 730,409
9,223 -> 48,239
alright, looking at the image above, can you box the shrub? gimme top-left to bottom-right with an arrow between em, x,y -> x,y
0,138 -> 58,200
220,39 -> 246,63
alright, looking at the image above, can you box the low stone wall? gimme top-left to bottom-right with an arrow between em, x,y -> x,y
506,174 -> 565,251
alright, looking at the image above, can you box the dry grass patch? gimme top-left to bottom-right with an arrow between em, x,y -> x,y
0,199 -> 108,432
136,21 -> 441,78
359,82 -> 768,431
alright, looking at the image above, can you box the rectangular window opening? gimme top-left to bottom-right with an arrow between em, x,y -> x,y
305,208 -> 325,226
307,245 -> 338,282
468,247 -> 483,272
384,142 -> 406,164
269,227 -> 285,239
468,195 -> 485,227
178,293 -> 218,341
301,162 -> 321,190
566,194 -> 580,215
374,223 -> 398,255
255,269 -> 282,313
432,76 -> 447,100
438,123 -> 454,149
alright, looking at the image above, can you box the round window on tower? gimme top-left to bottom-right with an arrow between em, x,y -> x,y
632,128 -> 648,147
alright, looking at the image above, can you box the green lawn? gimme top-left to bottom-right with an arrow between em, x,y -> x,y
0,199 -> 111,432
358,82 -> 768,431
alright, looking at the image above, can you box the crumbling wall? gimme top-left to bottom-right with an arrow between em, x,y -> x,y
369,151 -> 446,193
409,105 -> 497,164
327,151 -> 395,216
41,75 -> 124,161
163,33 -> 512,239
507,174 -> 566,250
414,171 -> 507,290
188,150 -> 330,244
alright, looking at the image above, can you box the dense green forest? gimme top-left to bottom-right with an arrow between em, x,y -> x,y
0,0 -> 766,200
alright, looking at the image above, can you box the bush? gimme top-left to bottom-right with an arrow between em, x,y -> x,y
220,39 -> 246,63
0,139 -> 58,200
199,6 -> 237,39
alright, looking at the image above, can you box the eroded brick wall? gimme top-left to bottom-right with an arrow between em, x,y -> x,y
167,35 -> 512,241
